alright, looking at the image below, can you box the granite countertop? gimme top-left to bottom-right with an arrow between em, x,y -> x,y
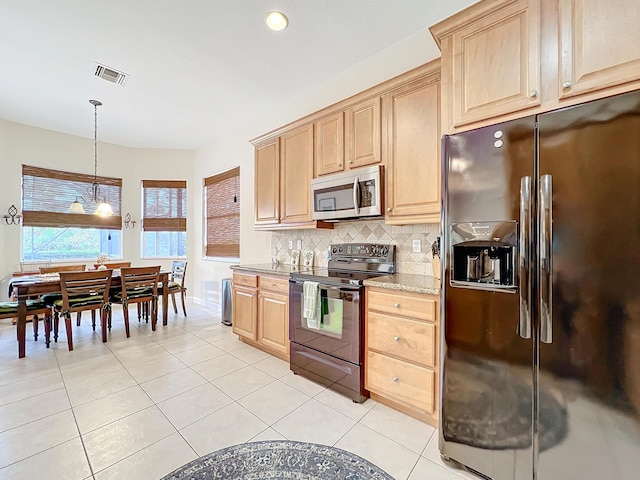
230,263 -> 315,277
231,264 -> 441,295
363,273 -> 441,295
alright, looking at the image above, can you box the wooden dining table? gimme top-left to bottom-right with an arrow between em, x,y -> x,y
10,270 -> 170,359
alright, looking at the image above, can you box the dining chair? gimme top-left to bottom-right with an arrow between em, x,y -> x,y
111,266 -> 161,336
0,299 -> 51,343
51,270 -> 113,351
39,264 -> 86,274
39,264 -> 89,327
168,261 -> 188,316
20,260 -> 52,274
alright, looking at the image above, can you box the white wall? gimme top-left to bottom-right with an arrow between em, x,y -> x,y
190,32 -> 440,307
0,119 -> 195,299
0,31 -> 439,306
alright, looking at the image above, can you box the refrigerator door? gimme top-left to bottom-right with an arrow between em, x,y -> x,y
440,116 -> 536,479
537,90 -> 640,479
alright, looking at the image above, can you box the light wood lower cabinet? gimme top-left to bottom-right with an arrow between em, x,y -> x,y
232,285 -> 258,341
232,272 -> 289,361
258,289 -> 288,357
365,287 -> 439,426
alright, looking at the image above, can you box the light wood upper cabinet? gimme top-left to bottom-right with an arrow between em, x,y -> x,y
254,138 -> 280,226
315,112 -> 344,176
280,124 -> 314,224
432,0 -> 640,132
345,96 -> 382,169
385,70 -> 441,224
557,0 -> 640,100
432,0 -> 540,130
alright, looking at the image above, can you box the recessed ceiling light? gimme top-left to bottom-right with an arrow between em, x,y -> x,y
266,11 -> 288,31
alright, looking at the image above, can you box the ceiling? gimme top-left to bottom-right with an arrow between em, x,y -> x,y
0,0 -> 476,149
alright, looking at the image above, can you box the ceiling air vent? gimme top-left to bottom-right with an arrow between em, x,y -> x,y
94,63 -> 128,86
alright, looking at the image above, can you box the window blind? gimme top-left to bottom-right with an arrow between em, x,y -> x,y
204,167 -> 240,258
22,164 -> 122,229
142,180 -> 187,232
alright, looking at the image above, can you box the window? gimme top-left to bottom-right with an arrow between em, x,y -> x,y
21,165 -> 123,261
204,167 -> 240,258
141,180 -> 186,258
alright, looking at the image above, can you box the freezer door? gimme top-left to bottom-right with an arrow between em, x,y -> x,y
537,90 -> 640,479
440,116 -> 536,480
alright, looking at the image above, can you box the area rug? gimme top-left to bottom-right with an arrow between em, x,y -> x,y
442,354 -> 568,452
161,440 -> 394,479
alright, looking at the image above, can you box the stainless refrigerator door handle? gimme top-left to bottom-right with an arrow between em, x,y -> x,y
540,174 -> 553,343
353,177 -> 360,214
519,176 -> 532,339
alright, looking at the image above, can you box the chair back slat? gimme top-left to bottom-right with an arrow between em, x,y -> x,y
103,262 -> 131,269
40,264 -> 86,274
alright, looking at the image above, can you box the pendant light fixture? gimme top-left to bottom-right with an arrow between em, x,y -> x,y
69,99 -> 113,217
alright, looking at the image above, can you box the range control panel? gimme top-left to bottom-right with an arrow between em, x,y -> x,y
329,242 -> 395,265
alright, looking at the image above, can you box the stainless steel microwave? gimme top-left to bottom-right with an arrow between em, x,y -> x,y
311,165 -> 384,221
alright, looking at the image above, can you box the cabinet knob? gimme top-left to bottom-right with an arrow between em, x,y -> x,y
394,303 -> 400,308
272,283 -> 277,287
348,160 -> 353,164
392,376 -> 399,383
529,90 -> 538,98
386,207 -> 392,212
338,163 -> 343,167
562,81 -> 572,89
393,335 -> 400,342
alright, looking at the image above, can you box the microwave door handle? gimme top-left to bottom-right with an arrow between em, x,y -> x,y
353,177 -> 361,214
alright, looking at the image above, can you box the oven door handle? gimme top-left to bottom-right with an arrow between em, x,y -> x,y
289,279 -> 361,292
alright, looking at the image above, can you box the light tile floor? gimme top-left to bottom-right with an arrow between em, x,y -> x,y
0,301 -> 477,480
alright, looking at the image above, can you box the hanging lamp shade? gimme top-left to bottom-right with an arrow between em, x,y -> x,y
68,99 -> 113,216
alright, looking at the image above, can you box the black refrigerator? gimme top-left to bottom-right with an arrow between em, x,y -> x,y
439,89 -> 640,479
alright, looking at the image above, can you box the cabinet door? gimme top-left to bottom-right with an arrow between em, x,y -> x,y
345,97 -> 381,169
558,0 -> 640,99
448,0 -> 540,127
232,286 -> 258,341
315,112 -> 344,176
254,138 -> 280,225
385,76 -> 441,223
280,124 -> 313,223
258,290 -> 289,356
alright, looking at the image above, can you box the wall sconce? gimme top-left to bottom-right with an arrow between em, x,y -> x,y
123,213 -> 136,229
2,205 -> 22,225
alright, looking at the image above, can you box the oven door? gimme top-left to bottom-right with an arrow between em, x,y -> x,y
289,278 -> 362,365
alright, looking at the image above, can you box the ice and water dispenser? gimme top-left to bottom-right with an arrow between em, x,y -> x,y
450,221 -> 517,291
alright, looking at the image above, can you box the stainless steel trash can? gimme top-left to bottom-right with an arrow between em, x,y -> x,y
221,277 -> 233,326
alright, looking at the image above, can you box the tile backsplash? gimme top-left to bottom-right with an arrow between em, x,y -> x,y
272,220 -> 440,276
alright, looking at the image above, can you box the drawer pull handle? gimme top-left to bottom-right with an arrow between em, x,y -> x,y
392,376 -> 399,383
272,283 -> 277,287
394,303 -> 400,308
393,336 -> 400,342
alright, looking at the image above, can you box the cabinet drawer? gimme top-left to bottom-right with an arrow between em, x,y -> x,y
259,275 -> 289,294
367,311 -> 436,367
366,350 -> 435,414
233,272 -> 258,288
367,289 -> 436,321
